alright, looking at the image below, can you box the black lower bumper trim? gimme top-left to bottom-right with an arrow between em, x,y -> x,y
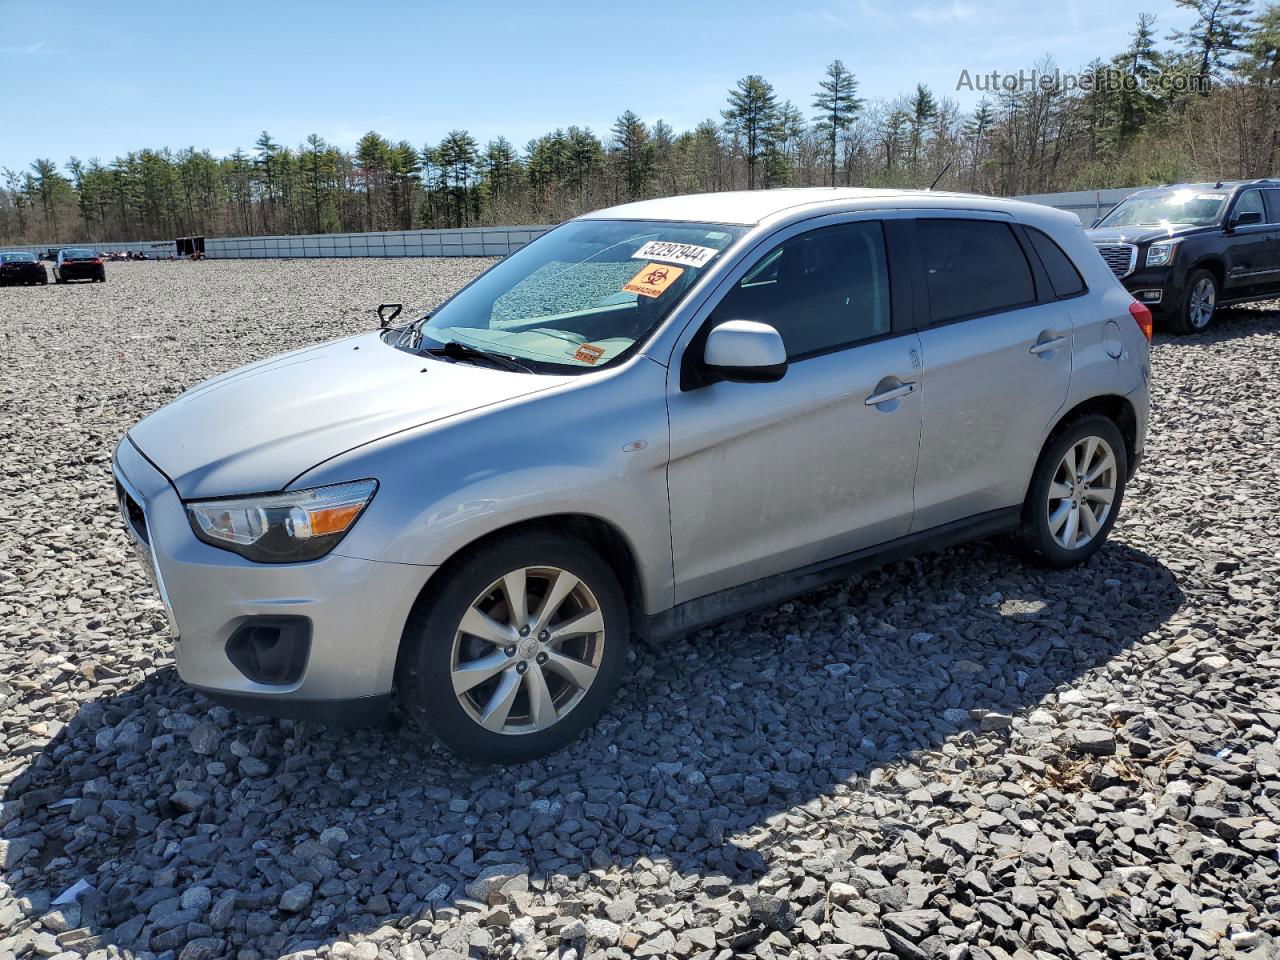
195,689 -> 392,727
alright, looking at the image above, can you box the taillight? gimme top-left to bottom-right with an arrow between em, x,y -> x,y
1129,300 -> 1153,342
92,258 -> 102,264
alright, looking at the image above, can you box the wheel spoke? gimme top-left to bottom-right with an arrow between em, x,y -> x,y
1080,503 -> 1101,538
533,570 -> 580,632
524,664 -> 557,730
544,650 -> 599,690
479,670 -> 521,732
501,569 -> 528,629
1085,453 -> 1115,485
549,608 -> 605,643
1083,484 -> 1114,504
1048,481 -> 1072,500
452,651 -> 512,695
460,606 -> 517,647
1062,445 -> 1077,481
1062,503 -> 1080,548
1079,437 -> 1098,475
1048,500 -> 1072,535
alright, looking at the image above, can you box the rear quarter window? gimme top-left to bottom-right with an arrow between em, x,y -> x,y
1025,227 -> 1086,298
917,219 -> 1036,324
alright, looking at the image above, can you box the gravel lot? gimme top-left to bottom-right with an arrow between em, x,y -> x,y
1,260 -> 1278,960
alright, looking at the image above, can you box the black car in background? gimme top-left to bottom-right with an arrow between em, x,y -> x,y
54,247 -> 106,283
0,251 -> 48,286
1086,179 -> 1280,334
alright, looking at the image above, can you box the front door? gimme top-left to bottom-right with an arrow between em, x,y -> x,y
1223,188 -> 1280,297
666,219 -> 923,604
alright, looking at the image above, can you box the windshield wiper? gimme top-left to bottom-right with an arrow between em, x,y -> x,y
421,339 -> 534,373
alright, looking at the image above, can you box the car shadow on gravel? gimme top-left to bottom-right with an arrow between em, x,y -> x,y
1,539 -> 1183,958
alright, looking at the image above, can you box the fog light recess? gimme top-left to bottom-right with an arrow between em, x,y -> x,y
225,617 -> 311,685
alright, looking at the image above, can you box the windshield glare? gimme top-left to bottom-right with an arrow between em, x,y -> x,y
412,220 -> 746,371
1098,188 -> 1227,228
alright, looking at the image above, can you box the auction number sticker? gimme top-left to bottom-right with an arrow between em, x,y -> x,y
631,241 -> 719,268
574,343 -> 606,365
623,262 -> 684,298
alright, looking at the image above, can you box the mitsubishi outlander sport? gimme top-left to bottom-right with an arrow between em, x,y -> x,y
113,188 -> 1151,762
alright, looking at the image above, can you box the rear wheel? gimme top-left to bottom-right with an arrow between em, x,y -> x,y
1016,415 -> 1127,568
397,531 -> 630,762
1170,268 -> 1217,334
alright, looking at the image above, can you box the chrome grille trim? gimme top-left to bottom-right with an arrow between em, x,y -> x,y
1093,242 -> 1138,279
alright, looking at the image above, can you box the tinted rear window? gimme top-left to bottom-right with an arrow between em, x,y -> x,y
63,249 -> 95,258
2,253 -> 36,262
917,219 -> 1036,324
1026,227 -> 1086,298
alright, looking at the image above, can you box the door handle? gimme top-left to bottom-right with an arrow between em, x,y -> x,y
1029,335 -> 1067,355
865,381 -> 916,406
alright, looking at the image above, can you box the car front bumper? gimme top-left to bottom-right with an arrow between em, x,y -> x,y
111,436 -> 432,725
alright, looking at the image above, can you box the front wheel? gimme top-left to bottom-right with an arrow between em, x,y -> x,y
1170,268 -> 1217,334
1016,415 -> 1127,568
397,531 -> 630,762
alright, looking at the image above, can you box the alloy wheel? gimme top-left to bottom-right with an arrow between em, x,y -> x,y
1046,435 -> 1117,550
1189,276 -> 1216,329
450,566 -> 605,735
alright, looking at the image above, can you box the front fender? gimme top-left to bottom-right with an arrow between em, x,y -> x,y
292,358 -> 675,614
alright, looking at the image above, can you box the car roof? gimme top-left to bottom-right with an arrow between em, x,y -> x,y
577,187 -> 1075,229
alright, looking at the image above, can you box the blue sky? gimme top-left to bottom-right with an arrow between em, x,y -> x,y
0,0 -> 1199,170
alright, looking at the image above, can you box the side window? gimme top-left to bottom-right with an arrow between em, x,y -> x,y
1026,227 -> 1086,299
917,219 -> 1036,324
1233,189 -> 1265,222
712,221 -> 891,359
1266,190 -> 1280,224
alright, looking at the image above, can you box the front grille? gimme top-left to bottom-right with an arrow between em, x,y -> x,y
1094,243 -> 1138,279
115,480 -> 149,544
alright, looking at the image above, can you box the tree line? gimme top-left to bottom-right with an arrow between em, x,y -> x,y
2,0 -> 1277,245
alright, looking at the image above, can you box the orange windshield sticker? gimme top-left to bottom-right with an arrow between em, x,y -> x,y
623,262 -> 684,298
575,343 -> 606,365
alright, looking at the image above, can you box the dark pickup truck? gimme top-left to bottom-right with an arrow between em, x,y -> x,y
1085,179 -> 1280,334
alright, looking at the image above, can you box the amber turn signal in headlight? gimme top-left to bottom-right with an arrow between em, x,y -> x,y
186,480 -> 377,563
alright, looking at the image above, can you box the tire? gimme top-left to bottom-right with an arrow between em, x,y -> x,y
1015,415 -> 1128,569
1170,267 -> 1218,334
397,530 -> 630,762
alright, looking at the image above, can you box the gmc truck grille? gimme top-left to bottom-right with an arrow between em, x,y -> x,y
1094,243 -> 1138,279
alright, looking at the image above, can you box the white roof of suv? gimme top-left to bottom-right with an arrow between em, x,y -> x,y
581,187 -> 1074,230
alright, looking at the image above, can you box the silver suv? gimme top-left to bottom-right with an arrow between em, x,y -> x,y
113,188 -> 1151,762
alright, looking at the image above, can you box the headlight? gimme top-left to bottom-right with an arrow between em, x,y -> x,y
186,479 -> 377,563
1145,240 -> 1179,268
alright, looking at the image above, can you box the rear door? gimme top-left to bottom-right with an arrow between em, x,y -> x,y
909,215 -> 1074,532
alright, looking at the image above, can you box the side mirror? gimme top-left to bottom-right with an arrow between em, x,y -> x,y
377,303 -> 403,328
703,320 -> 787,383
1229,210 -> 1263,230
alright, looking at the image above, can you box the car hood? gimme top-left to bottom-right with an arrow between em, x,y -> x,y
129,332 -> 571,499
1086,224 -> 1212,245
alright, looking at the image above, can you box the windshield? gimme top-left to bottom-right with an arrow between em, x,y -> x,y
1098,188 -> 1228,228
408,219 -> 746,372
1,253 -> 36,262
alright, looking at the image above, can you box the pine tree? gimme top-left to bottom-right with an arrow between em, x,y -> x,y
722,75 -> 779,189
908,85 -> 938,169
812,60 -> 863,186
1170,0 -> 1254,81
610,111 -> 652,201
